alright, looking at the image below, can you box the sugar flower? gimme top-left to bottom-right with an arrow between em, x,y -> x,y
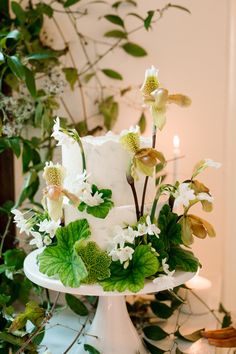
204,159 -> 221,169
29,231 -> 43,249
38,219 -> 61,238
197,193 -> 214,203
51,117 -> 75,147
153,258 -> 175,290
140,65 -> 159,96
80,190 -> 104,207
137,215 -> 160,237
12,209 -> 31,235
173,183 -> 196,209
109,246 -> 134,264
192,158 -> 222,178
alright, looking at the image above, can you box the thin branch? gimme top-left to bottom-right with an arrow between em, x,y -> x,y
15,292 -> 61,354
60,97 -> 76,124
0,216 -> 12,258
63,317 -> 89,354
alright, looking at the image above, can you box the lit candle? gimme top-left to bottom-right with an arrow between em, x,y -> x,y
173,134 -> 180,182
179,275 -> 213,315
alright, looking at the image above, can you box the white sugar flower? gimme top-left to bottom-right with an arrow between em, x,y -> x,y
124,226 -> 140,243
140,65 -> 159,95
43,235 -> 52,246
38,219 -> 61,238
80,190 -> 104,207
153,258 -> 175,289
29,231 -> 43,249
137,216 -> 160,237
120,125 -> 140,137
204,159 -> 221,169
173,183 -> 196,209
109,246 -> 134,264
197,193 -> 214,203
12,209 -> 31,235
51,117 -> 75,147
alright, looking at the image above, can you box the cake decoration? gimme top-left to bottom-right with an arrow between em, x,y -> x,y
12,66 -> 221,293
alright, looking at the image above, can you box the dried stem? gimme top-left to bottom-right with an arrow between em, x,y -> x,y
126,173 -> 140,220
63,317 -> 89,354
0,215 -> 12,259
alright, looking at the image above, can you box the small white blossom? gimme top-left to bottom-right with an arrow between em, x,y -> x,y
204,159 -> 221,169
153,258 -> 175,290
43,236 -> 52,246
51,117 -> 75,147
137,216 -> 160,237
12,209 -> 31,235
38,219 -> 61,238
197,193 -> 214,203
29,231 -> 43,249
109,246 -> 134,264
173,183 -> 196,209
80,190 -> 104,207
120,125 -> 140,137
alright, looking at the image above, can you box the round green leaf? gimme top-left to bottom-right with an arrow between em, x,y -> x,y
122,42 -> 147,57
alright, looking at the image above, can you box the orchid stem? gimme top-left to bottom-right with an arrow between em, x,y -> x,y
140,125 -> 157,216
126,173 -> 140,221
74,132 -> 86,171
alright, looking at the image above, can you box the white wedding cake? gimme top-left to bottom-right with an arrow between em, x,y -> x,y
62,132 -> 157,249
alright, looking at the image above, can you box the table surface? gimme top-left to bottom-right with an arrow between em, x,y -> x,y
24,249 -> 195,296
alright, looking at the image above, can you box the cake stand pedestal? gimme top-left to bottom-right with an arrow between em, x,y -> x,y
24,250 -> 195,354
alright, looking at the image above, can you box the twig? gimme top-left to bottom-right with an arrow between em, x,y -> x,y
60,97 -> 76,124
63,317 -> 89,354
15,292 -> 61,354
126,173 -> 140,220
0,216 -> 12,258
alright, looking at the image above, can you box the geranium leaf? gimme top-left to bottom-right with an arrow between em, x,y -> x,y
168,246 -> 200,272
38,219 -> 91,287
75,241 -> 111,284
101,245 -> 159,293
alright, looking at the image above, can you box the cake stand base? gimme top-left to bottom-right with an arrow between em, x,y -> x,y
78,296 -> 147,354
24,250 -> 195,354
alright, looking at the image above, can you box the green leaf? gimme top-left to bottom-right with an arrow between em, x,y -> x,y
83,72 -> 95,83
151,301 -> 174,319
8,137 -> 21,157
3,248 -> 26,271
64,0 -> 81,7
104,14 -> 124,28
137,112 -> 146,133
104,30 -> 127,39
36,3 -> 53,17
0,332 -> 37,351
222,314 -> 232,328
11,2 -> 26,23
24,67 -> 37,98
168,246 -> 200,272
65,294 -> 89,316
101,69 -> 123,80
38,219 -> 90,287
17,171 -> 39,206
84,344 -> 101,354
112,0 -> 137,8
122,42 -> 147,57
26,52 -> 58,61
6,29 -> 20,41
99,96 -> 119,130
143,325 -> 168,340
75,241 -> 111,284
7,56 -> 25,80
0,294 -> 10,306
144,11 -> 155,30
143,339 -> 165,354
101,245 -> 159,293
158,205 -> 182,248
9,301 -> 45,332
63,67 -> 78,90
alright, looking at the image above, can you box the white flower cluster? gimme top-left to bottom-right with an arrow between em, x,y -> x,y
173,182 -> 214,209
108,216 -> 160,267
67,170 -> 104,207
153,258 -> 175,290
12,209 -> 60,249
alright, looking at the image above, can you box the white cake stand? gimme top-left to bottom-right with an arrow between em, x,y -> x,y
24,249 -> 195,354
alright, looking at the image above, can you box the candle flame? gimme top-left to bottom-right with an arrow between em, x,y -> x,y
173,135 -> 180,148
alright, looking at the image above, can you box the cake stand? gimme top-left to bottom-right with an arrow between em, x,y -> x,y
24,249 -> 195,354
